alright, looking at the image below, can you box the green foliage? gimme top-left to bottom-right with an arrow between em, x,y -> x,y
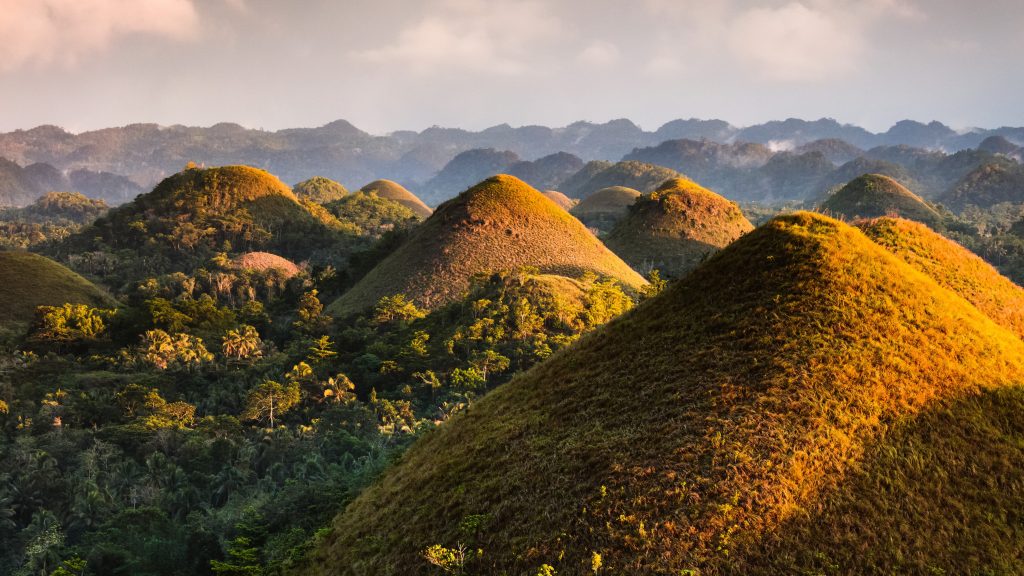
293,177 -> 348,205
325,192 -> 418,237
28,304 -> 112,346
242,380 -> 300,428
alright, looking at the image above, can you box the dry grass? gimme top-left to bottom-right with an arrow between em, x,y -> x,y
305,212 -> 1024,575
360,179 -> 433,219
541,190 -> 575,211
569,186 -> 640,232
859,216 -> 1024,338
820,174 -> 942,226
229,251 -> 301,278
0,251 -> 114,325
329,175 -> 646,316
604,178 -> 753,277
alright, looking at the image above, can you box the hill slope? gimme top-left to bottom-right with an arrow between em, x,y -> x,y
359,179 -> 432,219
569,186 -> 640,232
859,216 -> 1024,338
604,178 -> 753,277
820,173 -> 943,226
293,176 -> 348,204
306,212 -> 1024,575
329,175 -> 646,315
561,161 -> 680,199
0,251 -> 114,325
941,160 -> 1024,210
541,190 -> 574,211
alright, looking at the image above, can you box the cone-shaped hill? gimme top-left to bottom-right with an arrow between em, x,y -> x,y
569,186 -> 640,232
541,190 -> 574,211
328,175 -> 646,315
604,178 -> 753,277
293,176 -> 348,204
305,212 -> 1024,575
820,173 -> 943,226
562,160 -> 681,199
859,217 -> 1024,338
229,251 -> 301,278
0,251 -> 115,326
359,179 -> 432,219
56,165 -> 346,265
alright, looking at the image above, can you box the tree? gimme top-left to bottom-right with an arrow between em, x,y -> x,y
210,536 -> 263,576
308,335 -> 337,362
372,294 -> 425,326
293,290 -> 328,333
242,380 -> 300,428
138,330 -> 213,371
639,269 -> 668,300
221,325 -> 262,363
29,304 -> 110,346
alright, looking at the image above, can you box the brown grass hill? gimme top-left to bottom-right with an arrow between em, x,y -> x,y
541,190 -> 575,211
603,178 -> 754,277
229,251 -> 301,278
293,176 -> 349,204
569,186 -> 640,233
940,159 -> 1024,211
820,174 -> 943,227
359,179 -> 432,219
328,175 -> 646,315
560,160 -> 681,199
55,165 -> 348,266
859,216 -> 1024,338
302,212 -> 1024,576
0,251 -> 115,326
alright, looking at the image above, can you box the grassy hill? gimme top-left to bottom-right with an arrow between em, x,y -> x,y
820,173 -> 943,226
293,176 -> 349,204
328,175 -> 646,315
0,251 -> 114,326
561,161 -> 680,199
604,178 -> 753,277
569,186 -> 640,232
859,216 -> 1024,338
541,190 -> 574,211
941,160 -> 1024,211
229,251 -> 301,278
304,212 -> 1024,575
55,165 -> 346,267
359,179 -> 432,219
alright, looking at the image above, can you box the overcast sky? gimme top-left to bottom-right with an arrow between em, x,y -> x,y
0,0 -> 1020,134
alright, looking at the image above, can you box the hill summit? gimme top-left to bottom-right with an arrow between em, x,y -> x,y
604,177 -> 753,277
306,212 -> 1024,575
329,175 -> 646,315
820,173 -> 942,225
359,179 -> 432,219
0,251 -> 114,326
569,186 -> 640,233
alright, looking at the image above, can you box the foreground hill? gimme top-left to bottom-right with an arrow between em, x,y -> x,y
604,178 -> 753,277
329,175 -> 646,315
569,186 -> 640,232
0,251 -> 114,326
306,212 -> 1024,575
359,179 -> 432,219
820,174 -> 943,226
560,161 -> 680,199
859,217 -> 1024,338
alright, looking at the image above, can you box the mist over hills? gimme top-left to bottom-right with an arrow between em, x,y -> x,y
1,118 -> 1023,209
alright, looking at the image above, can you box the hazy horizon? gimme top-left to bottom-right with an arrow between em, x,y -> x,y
1,0 -> 1022,134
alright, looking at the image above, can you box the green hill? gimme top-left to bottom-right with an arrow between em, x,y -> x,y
0,251 -> 114,326
359,179 -> 432,219
569,186 -> 640,233
55,165 -> 347,269
561,161 -> 680,199
820,173 -> 943,226
941,160 -> 1024,211
293,176 -> 349,204
604,178 -> 753,277
328,175 -> 646,315
305,212 -> 1024,575
859,216 -> 1024,338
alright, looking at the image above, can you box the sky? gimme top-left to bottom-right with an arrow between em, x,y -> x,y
0,0 -> 1021,134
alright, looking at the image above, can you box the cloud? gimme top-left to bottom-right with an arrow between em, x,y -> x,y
726,2 -> 863,82
578,41 -> 621,68
352,0 -> 562,76
0,0 -> 200,71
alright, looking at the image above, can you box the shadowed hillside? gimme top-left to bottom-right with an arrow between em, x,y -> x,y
604,178 -> 753,277
304,212 -> 1024,575
0,251 -> 115,326
329,175 -> 645,315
